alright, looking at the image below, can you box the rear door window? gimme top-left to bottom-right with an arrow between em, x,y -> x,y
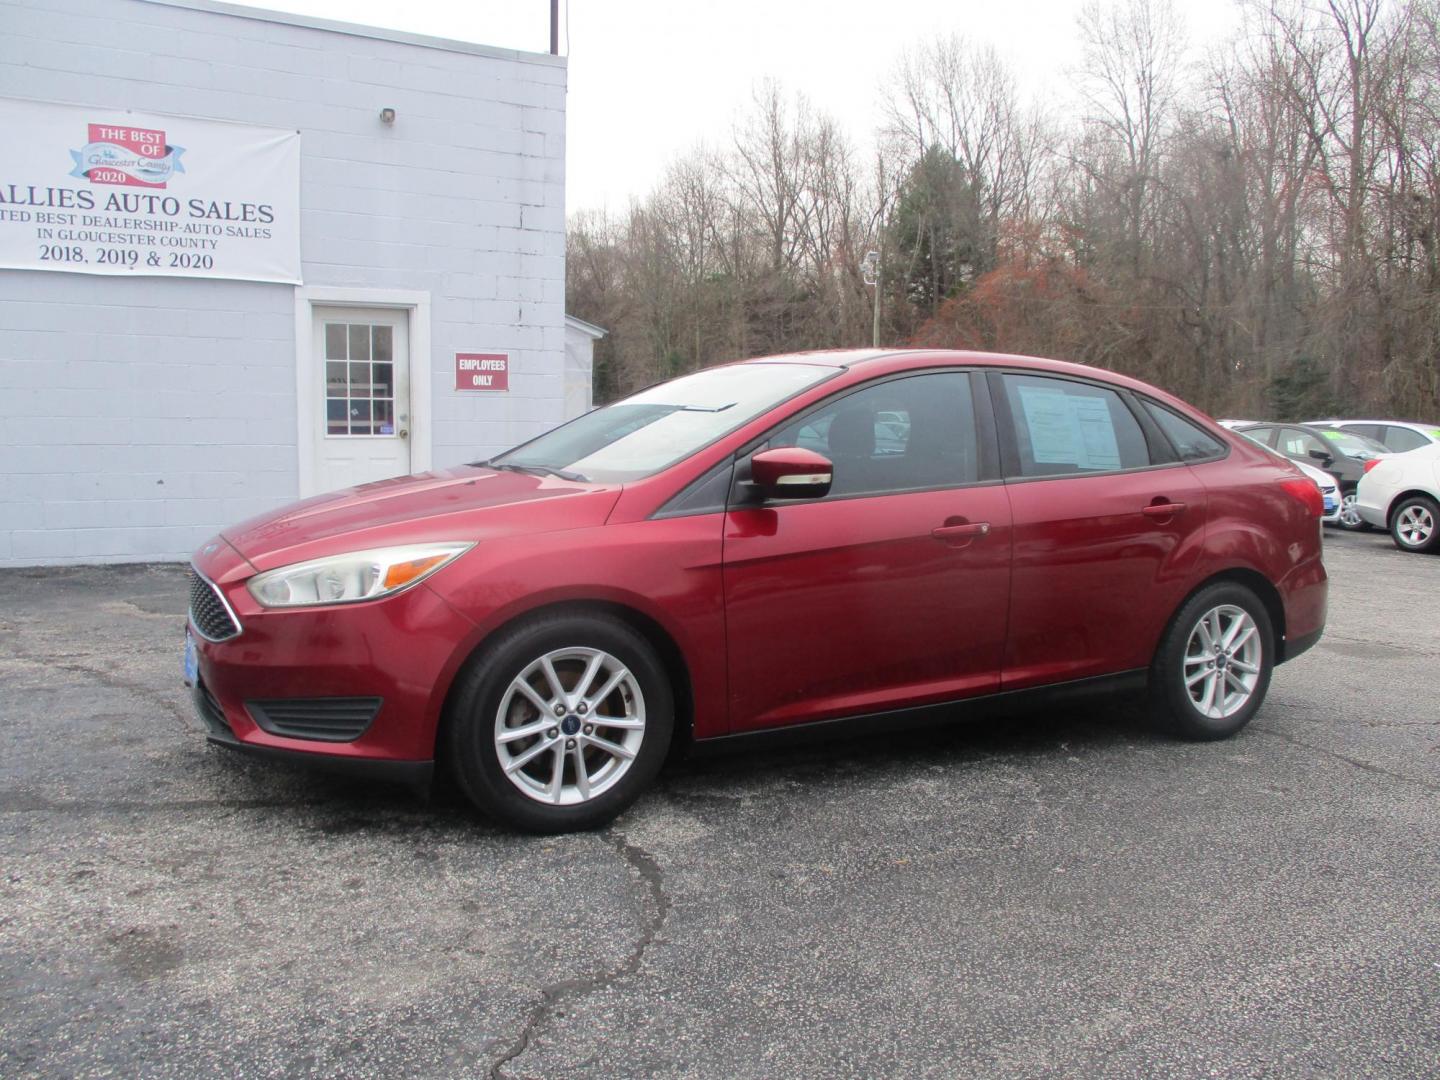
1001,374 -> 1150,477
1242,426 -> 1277,446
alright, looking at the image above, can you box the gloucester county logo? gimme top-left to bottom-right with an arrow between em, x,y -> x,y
69,123 -> 186,188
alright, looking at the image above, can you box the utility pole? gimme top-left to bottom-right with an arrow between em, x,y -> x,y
861,250 -> 881,347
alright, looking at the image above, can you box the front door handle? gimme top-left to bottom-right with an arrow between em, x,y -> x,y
932,521 -> 990,544
1142,501 -> 1186,519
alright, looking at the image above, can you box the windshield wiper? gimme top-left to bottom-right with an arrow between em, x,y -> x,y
474,459 -> 589,482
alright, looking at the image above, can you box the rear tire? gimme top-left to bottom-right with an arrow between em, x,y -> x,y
1390,495 -> 1440,554
1150,582 -> 1274,740
445,613 -> 673,833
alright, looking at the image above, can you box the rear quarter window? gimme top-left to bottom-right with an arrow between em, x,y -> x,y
1383,426 -> 1429,453
1141,400 -> 1226,462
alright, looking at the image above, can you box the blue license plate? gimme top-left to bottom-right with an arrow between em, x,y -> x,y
1323,498 -> 1337,512
183,629 -> 198,686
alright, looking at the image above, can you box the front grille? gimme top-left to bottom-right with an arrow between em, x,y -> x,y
194,680 -> 232,736
246,698 -> 383,742
189,570 -> 240,641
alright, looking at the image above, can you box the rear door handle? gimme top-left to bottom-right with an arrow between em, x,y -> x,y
1142,502 -> 1186,518
932,522 -> 990,543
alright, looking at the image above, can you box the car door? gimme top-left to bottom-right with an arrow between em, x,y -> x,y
993,371 -> 1208,689
722,370 -> 1013,733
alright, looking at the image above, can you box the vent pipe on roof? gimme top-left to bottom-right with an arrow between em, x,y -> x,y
550,0 -> 559,54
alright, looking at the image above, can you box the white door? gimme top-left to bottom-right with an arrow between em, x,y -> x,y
314,306 -> 412,492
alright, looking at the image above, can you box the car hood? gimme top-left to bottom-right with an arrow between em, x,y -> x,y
220,466 -> 622,572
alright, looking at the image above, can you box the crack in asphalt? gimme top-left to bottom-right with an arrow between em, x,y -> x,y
488,829 -> 670,1080
1254,726 -> 1440,794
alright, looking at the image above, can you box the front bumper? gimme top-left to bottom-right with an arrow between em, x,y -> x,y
195,681 -> 434,788
188,544 -> 479,771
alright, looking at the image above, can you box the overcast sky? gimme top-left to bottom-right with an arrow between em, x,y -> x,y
225,0 -> 1244,216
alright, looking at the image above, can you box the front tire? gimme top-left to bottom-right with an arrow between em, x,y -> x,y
1390,495 -> 1440,554
445,613 -> 673,833
1150,583 -> 1274,740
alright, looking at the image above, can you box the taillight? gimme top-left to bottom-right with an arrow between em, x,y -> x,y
1362,458 -> 1382,473
1279,477 -> 1324,518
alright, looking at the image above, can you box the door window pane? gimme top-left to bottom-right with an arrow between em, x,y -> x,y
325,323 -> 347,360
1003,374 -> 1149,476
347,323 -> 370,362
1141,400 -> 1225,461
766,372 -> 978,496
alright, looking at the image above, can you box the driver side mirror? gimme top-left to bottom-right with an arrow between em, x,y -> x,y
1308,448 -> 1333,467
749,447 -> 833,500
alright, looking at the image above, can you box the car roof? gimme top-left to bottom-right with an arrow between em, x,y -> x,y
740,347 -> 1164,388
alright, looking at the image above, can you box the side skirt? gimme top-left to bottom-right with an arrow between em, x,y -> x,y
689,669 -> 1149,758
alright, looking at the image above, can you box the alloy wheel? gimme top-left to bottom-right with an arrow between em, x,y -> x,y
1339,492 -> 1364,528
1183,604 -> 1263,720
1396,504 -> 1435,548
493,647 -> 646,805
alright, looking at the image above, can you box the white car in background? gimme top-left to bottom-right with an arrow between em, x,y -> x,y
1356,442 -> 1440,553
1308,419 -> 1440,455
1228,426 -> 1342,525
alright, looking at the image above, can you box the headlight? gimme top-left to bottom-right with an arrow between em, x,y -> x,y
247,543 -> 473,608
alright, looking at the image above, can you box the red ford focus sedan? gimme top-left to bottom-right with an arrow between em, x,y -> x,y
185,350 -> 1327,832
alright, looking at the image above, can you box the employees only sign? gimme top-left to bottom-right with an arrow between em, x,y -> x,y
456,352 -> 509,391
0,97 -> 301,283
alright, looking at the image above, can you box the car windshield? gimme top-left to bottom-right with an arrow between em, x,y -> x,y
1312,427 -> 1388,458
487,363 -> 836,482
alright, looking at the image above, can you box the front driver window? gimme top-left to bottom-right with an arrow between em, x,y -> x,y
1279,430 -> 1328,460
766,372 -> 978,497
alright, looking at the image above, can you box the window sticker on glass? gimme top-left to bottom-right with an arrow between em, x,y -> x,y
1017,385 -> 1122,470
1320,430 -> 1342,440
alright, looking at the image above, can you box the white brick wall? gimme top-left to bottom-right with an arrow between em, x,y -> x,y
0,0 -> 567,566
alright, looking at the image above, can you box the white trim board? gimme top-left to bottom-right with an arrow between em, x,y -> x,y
140,0 -> 566,67
293,286 -> 432,497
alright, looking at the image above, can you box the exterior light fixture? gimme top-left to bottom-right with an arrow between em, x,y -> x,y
379,107 -> 396,125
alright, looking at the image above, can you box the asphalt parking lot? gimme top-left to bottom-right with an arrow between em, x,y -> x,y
2,529 -> 1438,1079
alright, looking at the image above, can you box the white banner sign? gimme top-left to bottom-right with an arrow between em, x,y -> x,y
0,98 -> 300,284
